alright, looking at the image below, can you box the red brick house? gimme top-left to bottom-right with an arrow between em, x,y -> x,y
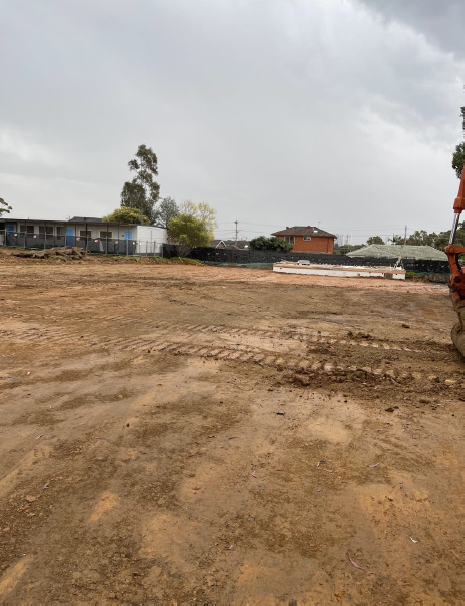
271,226 -> 336,254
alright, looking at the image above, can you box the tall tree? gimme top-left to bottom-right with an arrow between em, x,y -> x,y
433,223 -> 465,250
366,236 -> 384,245
452,141 -> 464,179
155,197 -> 179,228
121,181 -> 146,213
168,213 -> 210,256
406,230 -> 438,247
121,144 -> 160,223
103,207 -> 151,225
179,201 -> 217,238
387,225 -> 465,251
0,197 -> 12,218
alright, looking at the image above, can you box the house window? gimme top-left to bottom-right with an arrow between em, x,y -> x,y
39,226 -> 54,236
284,236 -> 295,244
80,230 -> 91,238
20,225 -> 35,234
56,226 -> 65,237
303,236 -> 312,241
99,231 -> 113,239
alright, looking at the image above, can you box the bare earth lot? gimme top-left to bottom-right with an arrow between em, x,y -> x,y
0,260 -> 463,604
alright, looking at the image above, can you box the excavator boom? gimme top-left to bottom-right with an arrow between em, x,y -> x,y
445,160 -> 465,354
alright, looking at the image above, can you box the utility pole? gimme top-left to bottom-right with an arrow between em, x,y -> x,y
403,225 -> 407,247
234,220 -> 238,244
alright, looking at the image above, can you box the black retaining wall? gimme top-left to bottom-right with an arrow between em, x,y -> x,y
163,245 -> 449,274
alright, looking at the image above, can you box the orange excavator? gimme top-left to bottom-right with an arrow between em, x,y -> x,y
445,107 -> 465,355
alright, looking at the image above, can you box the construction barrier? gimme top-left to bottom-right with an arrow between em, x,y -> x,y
163,245 -> 449,274
0,231 -> 164,256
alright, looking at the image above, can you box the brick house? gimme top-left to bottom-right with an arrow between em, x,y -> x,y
271,226 -> 336,254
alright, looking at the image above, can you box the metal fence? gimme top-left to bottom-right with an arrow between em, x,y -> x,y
0,231 -> 164,256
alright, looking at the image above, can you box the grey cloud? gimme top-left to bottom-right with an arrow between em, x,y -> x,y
0,0 -> 464,242
355,0 -> 465,60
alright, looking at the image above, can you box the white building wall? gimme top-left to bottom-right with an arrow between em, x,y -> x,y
135,226 -> 168,255
72,224 -> 137,240
4,220 -> 167,254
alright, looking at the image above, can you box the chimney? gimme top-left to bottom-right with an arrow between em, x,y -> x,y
286,227 -> 289,229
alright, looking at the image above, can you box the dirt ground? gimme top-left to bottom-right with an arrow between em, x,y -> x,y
0,259 -> 463,604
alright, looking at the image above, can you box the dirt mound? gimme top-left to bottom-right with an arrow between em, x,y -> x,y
4,248 -> 203,265
12,247 -> 86,260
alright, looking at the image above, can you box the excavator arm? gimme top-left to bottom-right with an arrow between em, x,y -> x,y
445,162 -> 465,354
445,164 -> 465,303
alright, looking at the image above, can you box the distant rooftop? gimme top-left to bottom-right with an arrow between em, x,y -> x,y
223,239 -> 249,249
271,226 -> 336,239
68,216 -> 103,223
210,239 -> 226,249
347,244 -> 447,261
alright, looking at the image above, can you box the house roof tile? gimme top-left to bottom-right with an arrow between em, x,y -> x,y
271,226 -> 336,238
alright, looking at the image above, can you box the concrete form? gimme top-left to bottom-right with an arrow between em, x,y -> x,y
273,261 -> 406,280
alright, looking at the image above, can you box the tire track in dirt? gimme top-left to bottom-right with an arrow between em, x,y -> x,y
102,336 -> 450,387
0,326 -> 413,384
0,321 -> 458,390
61,316 -> 426,353
1,310 -> 448,356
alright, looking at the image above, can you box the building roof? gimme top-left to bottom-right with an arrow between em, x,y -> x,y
68,216 -> 103,223
3,217 -> 165,229
210,240 -> 226,248
347,244 -> 447,261
223,240 -> 250,249
4,217 -> 77,224
271,226 -> 336,239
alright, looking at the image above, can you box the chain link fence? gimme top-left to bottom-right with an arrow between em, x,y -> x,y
0,230 -> 164,256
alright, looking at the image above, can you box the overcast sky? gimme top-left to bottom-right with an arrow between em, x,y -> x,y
1,0 -> 464,243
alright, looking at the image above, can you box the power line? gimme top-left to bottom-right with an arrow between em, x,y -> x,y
219,220 -> 451,233
215,220 -> 456,244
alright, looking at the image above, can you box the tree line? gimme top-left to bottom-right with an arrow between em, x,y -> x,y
1,134 -> 463,253
356,223 -> 465,252
102,144 -> 217,255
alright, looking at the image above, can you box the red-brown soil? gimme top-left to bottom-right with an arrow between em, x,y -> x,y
0,261 -> 463,603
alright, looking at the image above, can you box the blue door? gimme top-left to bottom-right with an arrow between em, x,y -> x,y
6,224 -> 15,246
124,231 -> 132,254
66,228 -> 74,247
